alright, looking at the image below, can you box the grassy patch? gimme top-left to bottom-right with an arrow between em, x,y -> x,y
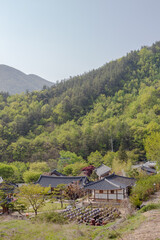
36,211 -> 68,224
39,201 -> 68,211
27,201 -> 68,213
0,211 -> 148,240
0,219 -> 98,240
139,203 -> 160,213
119,213 -> 145,233
0,217 -> 118,240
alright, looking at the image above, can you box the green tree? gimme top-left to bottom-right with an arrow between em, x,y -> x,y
103,151 -> 117,167
144,132 -> 160,168
57,151 -> 84,172
10,162 -> 29,183
23,171 -> 41,183
63,162 -> 87,176
52,184 -> 66,208
118,145 -> 128,163
18,184 -> 50,215
29,162 -> 50,173
12,199 -> 27,215
87,151 -> 103,167
0,163 -> 14,181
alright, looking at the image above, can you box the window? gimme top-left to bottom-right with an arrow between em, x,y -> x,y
99,190 -> 103,193
111,190 -> 114,194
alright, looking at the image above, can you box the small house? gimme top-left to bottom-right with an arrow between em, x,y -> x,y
95,164 -> 111,179
141,166 -> 157,175
84,173 -> 136,202
133,161 -> 157,175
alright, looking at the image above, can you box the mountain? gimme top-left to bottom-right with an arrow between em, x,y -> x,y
0,65 -> 53,94
0,41 -> 160,165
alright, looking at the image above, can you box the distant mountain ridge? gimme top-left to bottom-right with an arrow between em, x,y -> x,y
0,64 -> 53,94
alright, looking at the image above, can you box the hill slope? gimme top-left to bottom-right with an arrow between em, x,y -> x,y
0,65 -> 53,94
0,41 -> 160,164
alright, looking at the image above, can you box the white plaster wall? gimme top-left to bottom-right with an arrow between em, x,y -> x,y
95,194 -> 107,199
92,189 -> 126,200
108,194 -> 117,199
118,194 -> 124,200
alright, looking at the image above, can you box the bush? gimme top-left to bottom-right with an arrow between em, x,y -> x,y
0,163 -> 14,180
131,173 -> 160,202
107,231 -> 119,239
29,162 -> 50,173
23,171 -> 41,183
37,211 -> 67,224
139,203 -> 160,213
130,194 -> 142,208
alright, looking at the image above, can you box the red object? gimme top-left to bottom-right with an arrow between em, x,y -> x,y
90,219 -> 95,225
82,165 -> 95,176
96,222 -> 100,226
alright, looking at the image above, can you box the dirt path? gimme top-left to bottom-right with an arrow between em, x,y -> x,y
122,191 -> 160,240
123,209 -> 160,240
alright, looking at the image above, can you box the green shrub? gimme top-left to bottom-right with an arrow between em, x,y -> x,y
131,173 -> 160,202
37,211 -> 67,224
130,194 -> 142,208
23,171 -> 41,183
107,231 -> 119,239
139,203 -> 160,213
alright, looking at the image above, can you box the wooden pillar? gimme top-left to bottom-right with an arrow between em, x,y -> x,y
94,190 -> 95,200
116,190 -> 118,200
107,190 -> 109,200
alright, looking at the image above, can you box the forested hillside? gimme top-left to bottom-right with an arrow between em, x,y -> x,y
1,41 -> 160,169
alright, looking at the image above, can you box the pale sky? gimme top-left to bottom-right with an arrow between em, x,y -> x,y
0,0 -> 160,82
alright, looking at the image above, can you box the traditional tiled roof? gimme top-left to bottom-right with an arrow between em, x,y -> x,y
95,164 -> 111,177
106,174 -> 136,187
133,161 -> 156,169
84,173 -> 136,190
141,166 -> 157,174
37,175 -> 89,188
84,178 -> 120,190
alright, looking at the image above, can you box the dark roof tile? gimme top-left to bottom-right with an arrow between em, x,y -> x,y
37,175 -> 89,188
84,174 -> 136,190
106,174 -> 136,187
141,166 -> 157,174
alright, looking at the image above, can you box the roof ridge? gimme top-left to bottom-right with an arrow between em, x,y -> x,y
84,178 -> 105,187
39,175 -> 87,179
105,179 -> 121,188
106,174 -> 135,180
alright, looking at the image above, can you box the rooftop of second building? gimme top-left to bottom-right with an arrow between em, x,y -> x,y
95,164 -> 111,177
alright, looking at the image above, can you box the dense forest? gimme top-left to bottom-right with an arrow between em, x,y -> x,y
1,41 -> 160,177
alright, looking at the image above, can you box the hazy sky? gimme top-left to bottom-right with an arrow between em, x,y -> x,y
0,0 -> 160,82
